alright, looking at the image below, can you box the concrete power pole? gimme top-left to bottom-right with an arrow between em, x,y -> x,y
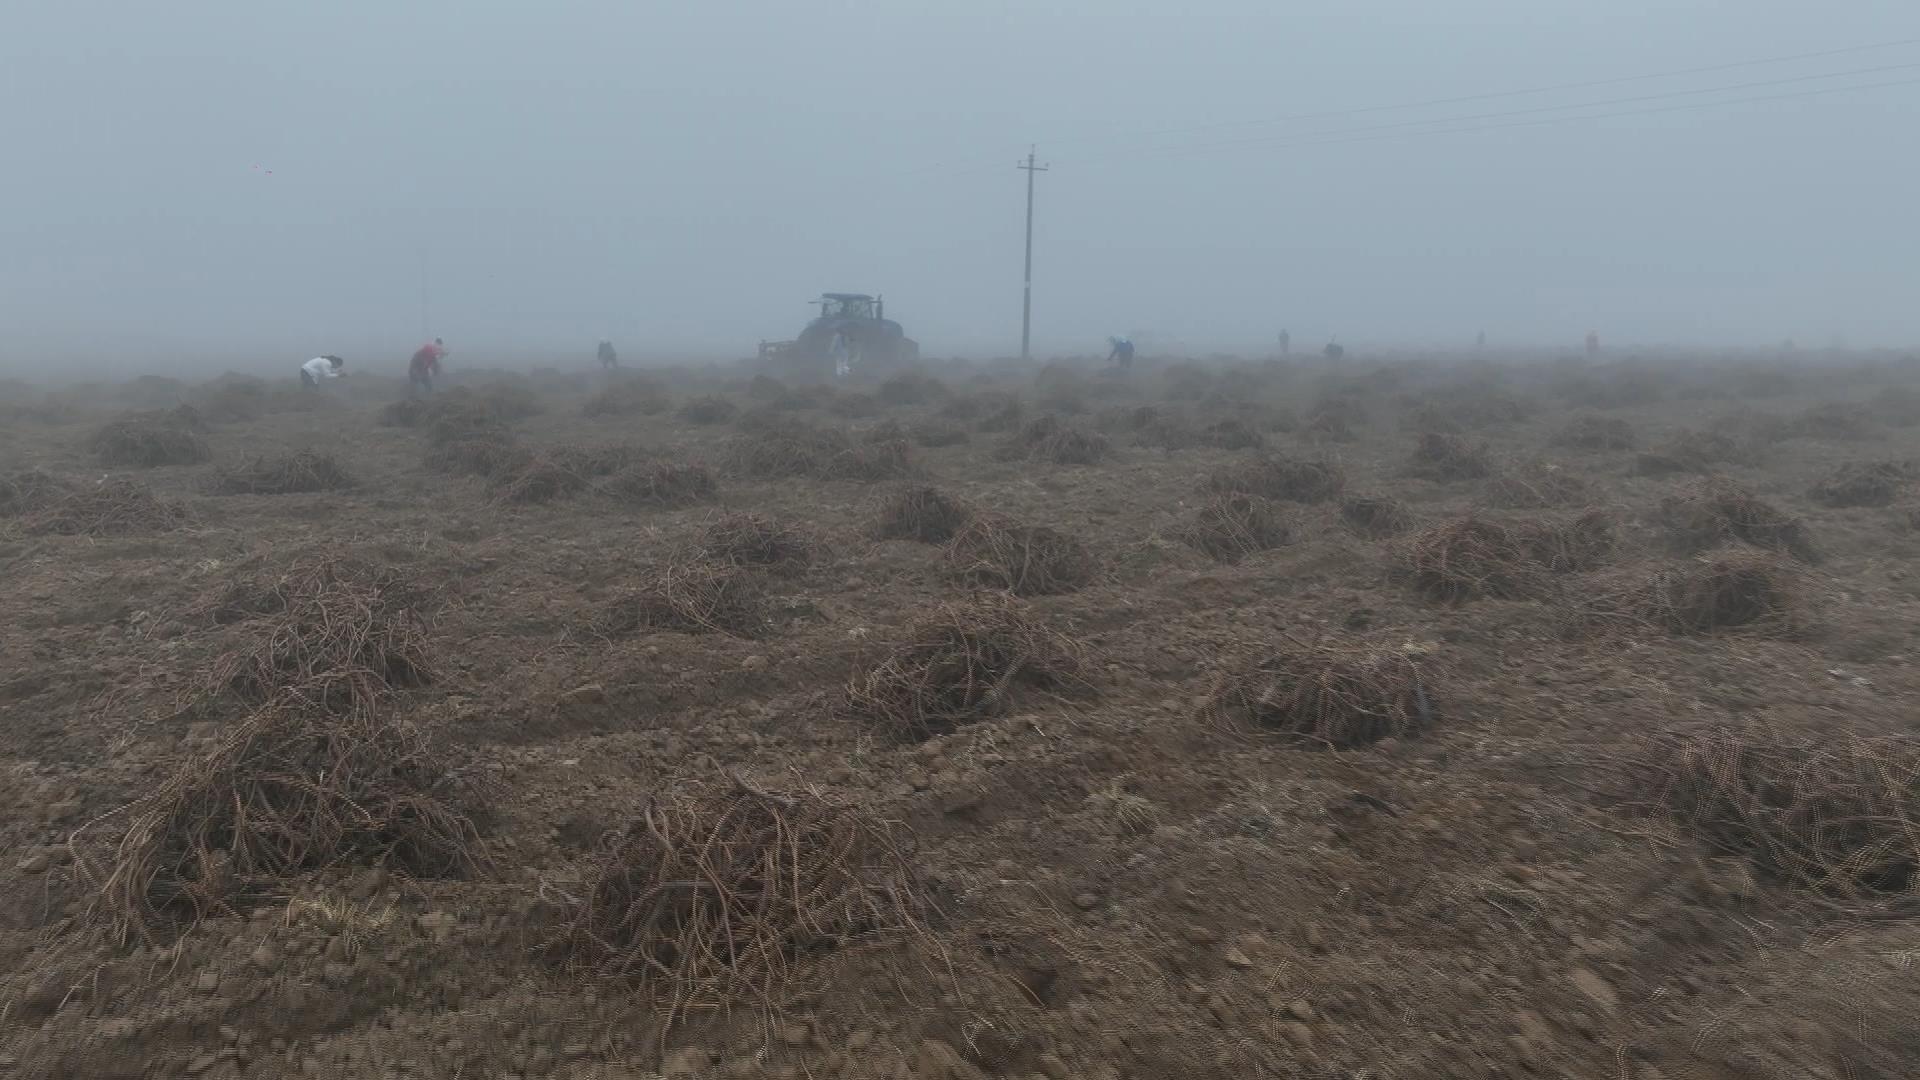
1018,146 -> 1048,363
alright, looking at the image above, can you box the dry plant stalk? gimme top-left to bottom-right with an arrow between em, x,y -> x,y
595,561 -> 765,638
490,455 -> 591,505
1206,455 -> 1345,504
209,450 -> 355,495
1659,476 -> 1817,561
944,514 -> 1097,596
995,415 -> 1112,465
1174,493 -> 1292,562
872,485 -> 975,544
1809,461 -> 1908,508
90,703 -> 490,942
1581,553 -> 1803,637
1399,517 -> 1545,603
846,595 -> 1086,740
558,784 -> 932,1026
1553,414 -> 1636,452
1658,727 -> 1920,914
1407,432 -> 1494,481
600,460 -> 718,508
698,511 -> 816,571
1483,461 -> 1589,509
22,479 -> 192,537
1339,494 -> 1414,539
199,556 -> 436,715
0,469 -> 79,516
1204,639 -> 1441,747
89,418 -> 211,467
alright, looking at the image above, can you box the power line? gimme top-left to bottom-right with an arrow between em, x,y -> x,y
1060,73 -> 1920,166
1045,35 -> 1920,148
1061,60 -> 1920,164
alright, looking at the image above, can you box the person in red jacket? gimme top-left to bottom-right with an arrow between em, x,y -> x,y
408,338 -> 447,396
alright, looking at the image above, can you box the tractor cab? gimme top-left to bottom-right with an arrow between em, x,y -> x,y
815,293 -> 880,321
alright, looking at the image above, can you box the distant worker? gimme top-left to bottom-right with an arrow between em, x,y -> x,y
829,330 -> 853,378
1324,339 -> 1345,361
597,339 -> 618,370
1278,329 -> 1291,356
1476,330 -> 1487,350
1585,330 -> 1599,357
1107,336 -> 1135,370
409,337 -> 447,396
300,355 -> 344,389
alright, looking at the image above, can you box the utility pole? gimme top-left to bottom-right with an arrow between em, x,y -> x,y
1017,145 -> 1048,362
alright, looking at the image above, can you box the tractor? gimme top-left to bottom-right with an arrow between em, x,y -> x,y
757,293 -> 919,380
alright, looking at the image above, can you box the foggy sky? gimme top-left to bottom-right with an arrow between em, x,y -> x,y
3,1 -> 1919,374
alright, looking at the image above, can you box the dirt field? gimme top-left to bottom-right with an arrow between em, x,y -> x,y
5,351 -> 1920,1079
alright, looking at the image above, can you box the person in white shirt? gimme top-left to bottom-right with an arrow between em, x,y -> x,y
300,355 -> 344,388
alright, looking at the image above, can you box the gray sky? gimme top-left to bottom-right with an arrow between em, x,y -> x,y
3,0 -> 1919,372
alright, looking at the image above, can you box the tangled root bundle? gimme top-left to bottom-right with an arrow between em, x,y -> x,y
1198,417 -> 1266,451
209,450 -> 355,495
1339,494 -> 1414,539
1633,430 -> 1741,476
201,556 -> 436,714
557,785 -> 929,1021
1809,461 -> 1909,508
475,383 -> 543,421
600,460 -> 718,508
421,389 -> 513,444
677,395 -> 739,425
1515,509 -> 1617,573
722,421 -> 849,479
93,704 -> 490,941
1408,432 -> 1494,481
89,417 -> 212,467
1656,727 -> 1920,913
747,374 -> 792,401
1175,493 -> 1293,562
490,455 -> 590,505
0,469 -> 78,516
944,514 -> 1097,596
829,392 -> 880,419
698,512 -> 816,571
1203,639 -> 1440,747
845,595 -> 1085,740
876,372 -> 947,406
1483,461 -> 1591,509
594,562 -> 765,638
872,485 -> 975,544
1583,553 -> 1802,636
582,378 -> 670,418
1303,409 -> 1358,443
196,380 -> 269,423
909,421 -> 970,448
22,479 -> 193,537
423,433 -> 530,478
1554,414 -> 1636,452
1206,454 -> 1345,504
996,414 -> 1113,465
1399,517 -> 1546,603
1659,476 -> 1817,561
973,396 -> 1027,433
1133,416 -> 1266,453
377,398 -> 431,427
550,442 -> 647,479
1791,401 -> 1875,442
821,437 -> 918,482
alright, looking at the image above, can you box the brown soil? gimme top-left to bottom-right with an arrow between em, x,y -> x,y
5,357 -> 1920,1079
